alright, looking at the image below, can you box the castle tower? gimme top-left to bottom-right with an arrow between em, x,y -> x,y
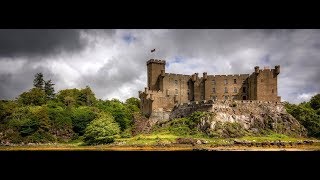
147,59 -> 166,91
248,65 -> 281,102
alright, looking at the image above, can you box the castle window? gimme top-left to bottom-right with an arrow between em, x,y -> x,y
272,89 -> 274,93
224,79 -> 228,85
234,79 -> 237,84
175,89 -> 178,95
225,87 -> 228,93
225,96 -> 228,100
212,80 -> 216,85
234,87 -> 237,93
212,88 -> 216,93
187,89 -> 190,95
243,87 -> 246,93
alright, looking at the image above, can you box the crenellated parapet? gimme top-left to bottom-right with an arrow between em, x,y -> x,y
147,59 -> 166,65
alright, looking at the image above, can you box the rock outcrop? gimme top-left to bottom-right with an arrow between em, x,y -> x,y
169,100 -> 307,137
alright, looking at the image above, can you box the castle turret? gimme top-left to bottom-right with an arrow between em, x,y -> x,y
147,59 -> 166,91
203,72 -> 207,80
254,66 -> 260,74
275,65 -> 280,75
192,73 -> 198,82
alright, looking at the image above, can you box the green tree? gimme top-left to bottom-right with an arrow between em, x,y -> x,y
310,94 -> 320,111
44,80 -> 55,100
84,113 -> 120,145
285,99 -> 320,138
33,73 -> 44,89
56,89 -> 80,107
125,97 -> 140,113
18,88 -> 46,106
71,106 -> 99,135
0,100 -> 18,122
98,99 -> 132,131
125,97 -> 140,109
29,106 -> 51,132
47,104 -> 73,140
78,86 -> 97,106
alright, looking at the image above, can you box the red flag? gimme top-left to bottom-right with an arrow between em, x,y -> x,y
151,49 -> 155,53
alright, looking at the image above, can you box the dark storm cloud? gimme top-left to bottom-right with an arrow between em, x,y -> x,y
0,63 -> 58,100
77,55 -> 145,100
0,29 -> 87,58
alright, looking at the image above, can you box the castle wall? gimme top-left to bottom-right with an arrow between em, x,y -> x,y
161,73 -> 191,104
205,74 -> 249,101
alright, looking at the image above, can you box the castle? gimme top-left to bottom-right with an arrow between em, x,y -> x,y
139,59 -> 281,117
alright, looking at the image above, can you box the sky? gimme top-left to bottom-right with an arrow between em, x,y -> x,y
0,29 -> 319,104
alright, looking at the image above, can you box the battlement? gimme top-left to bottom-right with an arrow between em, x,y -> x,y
208,74 -> 250,78
165,73 -> 191,78
147,59 -> 166,65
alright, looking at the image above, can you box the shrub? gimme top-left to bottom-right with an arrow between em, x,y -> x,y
84,113 -> 120,145
97,99 -> 133,131
17,88 -> 46,106
71,106 -> 99,135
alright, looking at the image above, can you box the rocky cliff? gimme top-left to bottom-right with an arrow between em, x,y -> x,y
169,100 -> 307,137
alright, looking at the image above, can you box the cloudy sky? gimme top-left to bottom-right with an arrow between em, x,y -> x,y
0,29 -> 319,104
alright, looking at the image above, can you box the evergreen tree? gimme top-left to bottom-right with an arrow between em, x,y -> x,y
33,73 -> 44,89
44,80 -> 55,100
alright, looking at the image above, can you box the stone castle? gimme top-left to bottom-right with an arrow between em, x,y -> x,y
139,59 -> 281,117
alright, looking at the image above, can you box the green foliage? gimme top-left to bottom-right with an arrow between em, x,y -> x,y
48,105 -> 72,128
285,94 -> 320,138
56,86 -> 97,107
20,119 -> 40,136
153,117 -> 205,137
166,118 -> 194,136
33,73 -> 44,89
71,106 -> 99,135
44,80 -> 55,100
18,88 -> 46,106
120,127 -> 133,138
189,111 -> 207,128
310,94 -> 320,111
125,97 -> 140,109
78,86 -> 97,106
56,88 -> 81,107
84,113 -> 120,145
25,131 -> 55,143
0,100 -> 18,123
97,99 -> 133,131
29,106 -> 51,132
7,106 -> 52,138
